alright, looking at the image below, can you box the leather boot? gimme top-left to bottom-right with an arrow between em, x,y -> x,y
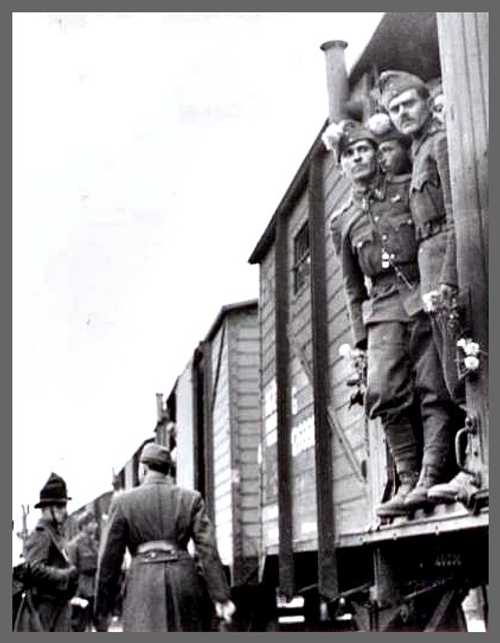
403,464 -> 445,510
427,471 -> 480,506
376,470 -> 419,517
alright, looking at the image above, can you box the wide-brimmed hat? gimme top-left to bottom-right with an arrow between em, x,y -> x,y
35,472 -> 71,508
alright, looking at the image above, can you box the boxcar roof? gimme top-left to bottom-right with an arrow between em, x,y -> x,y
248,11 -> 440,265
204,298 -> 258,342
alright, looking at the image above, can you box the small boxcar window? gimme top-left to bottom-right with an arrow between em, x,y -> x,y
293,220 -> 310,294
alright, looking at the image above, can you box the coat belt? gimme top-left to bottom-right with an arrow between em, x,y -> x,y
136,540 -> 184,555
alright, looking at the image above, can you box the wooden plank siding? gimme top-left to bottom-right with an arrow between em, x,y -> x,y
228,308 -> 262,583
174,361 -> 196,491
437,12 -> 489,479
210,322 -> 234,568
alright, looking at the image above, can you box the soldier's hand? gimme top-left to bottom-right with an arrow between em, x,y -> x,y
439,283 -> 458,305
215,600 -> 236,624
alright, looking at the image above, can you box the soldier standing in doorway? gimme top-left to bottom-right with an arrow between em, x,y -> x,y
379,71 -> 475,505
323,119 -> 456,517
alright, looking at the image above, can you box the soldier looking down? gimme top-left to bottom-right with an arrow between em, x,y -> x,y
323,119 -> 456,517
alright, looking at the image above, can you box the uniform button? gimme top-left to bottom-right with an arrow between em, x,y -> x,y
374,216 -> 379,222
390,253 -> 396,259
382,234 -> 388,241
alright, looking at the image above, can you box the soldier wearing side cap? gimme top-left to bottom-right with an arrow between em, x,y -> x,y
323,119 -> 456,518
14,473 -> 78,632
67,510 -> 99,631
367,112 -> 412,177
379,70 -> 470,507
95,442 -> 235,631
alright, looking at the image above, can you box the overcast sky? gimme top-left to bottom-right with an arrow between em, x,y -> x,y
12,11 -> 383,557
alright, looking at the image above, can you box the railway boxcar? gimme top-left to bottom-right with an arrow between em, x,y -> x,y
249,11 -> 488,631
167,300 -> 263,593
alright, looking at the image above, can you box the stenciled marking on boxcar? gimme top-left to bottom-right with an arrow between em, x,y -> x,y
291,415 -> 315,457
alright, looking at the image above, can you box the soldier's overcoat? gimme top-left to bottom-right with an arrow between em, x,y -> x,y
95,473 -> 231,631
14,518 -> 76,632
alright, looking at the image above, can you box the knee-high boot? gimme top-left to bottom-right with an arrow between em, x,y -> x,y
376,420 -> 420,518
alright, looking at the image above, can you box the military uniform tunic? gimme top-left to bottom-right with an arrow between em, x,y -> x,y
331,173 -> 454,468
410,117 -> 463,401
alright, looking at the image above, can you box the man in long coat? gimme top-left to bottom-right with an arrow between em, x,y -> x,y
14,473 -> 78,632
95,443 -> 235,631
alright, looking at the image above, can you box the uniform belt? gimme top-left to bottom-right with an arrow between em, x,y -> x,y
136,540 -> 183,554
371,264 -> 419,289
416,218 -> 450,242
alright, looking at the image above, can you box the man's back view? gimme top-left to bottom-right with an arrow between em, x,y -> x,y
95,443 -> 234,631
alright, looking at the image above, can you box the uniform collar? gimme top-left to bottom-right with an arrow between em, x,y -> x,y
352,173 -> 386,207
142,470 -> 171,485
411,116 -> 444,157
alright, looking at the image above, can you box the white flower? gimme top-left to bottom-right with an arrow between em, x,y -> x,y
422,290 -> 440,312
339,343 -> 352,359
464,355 -> 480,371
367,112 -> 392,136
465,341 -> 480,356
456,338 -> 467,349
321,121 -> 346,152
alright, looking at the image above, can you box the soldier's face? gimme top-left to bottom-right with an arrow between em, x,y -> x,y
433,93 -> 446,125
341,140 -> 378,183
387,88 -> 431,136
378,140 -> 409,175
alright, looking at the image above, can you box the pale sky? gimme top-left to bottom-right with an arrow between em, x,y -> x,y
12,11 -> 383,557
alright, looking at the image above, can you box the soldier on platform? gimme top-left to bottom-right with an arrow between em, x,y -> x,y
67,509 -> 100,631
323,119 -> 456,517
14,473 -> 78,632
367,112 -> 412,177
95,443 -> 235,631
379,70 -> 472,505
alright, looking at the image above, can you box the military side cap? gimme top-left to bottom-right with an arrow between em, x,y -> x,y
379,70 -> 428,110
139,442 -> 171,468
77,509 -> 96,529
322,119 -> 378,161
35,472 -> 71,508
427,77 -> 443,100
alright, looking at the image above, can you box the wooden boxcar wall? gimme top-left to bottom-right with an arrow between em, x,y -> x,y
260,247 -> 280,553
175,360 -> 196,490
437,12 -> 489,479
210,305 -> 261,585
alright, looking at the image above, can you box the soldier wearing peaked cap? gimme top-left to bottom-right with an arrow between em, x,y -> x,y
95,442 -> 235,631
14,473 -> 78,632
325,119 -> 456,518
380,69 -> 467,508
